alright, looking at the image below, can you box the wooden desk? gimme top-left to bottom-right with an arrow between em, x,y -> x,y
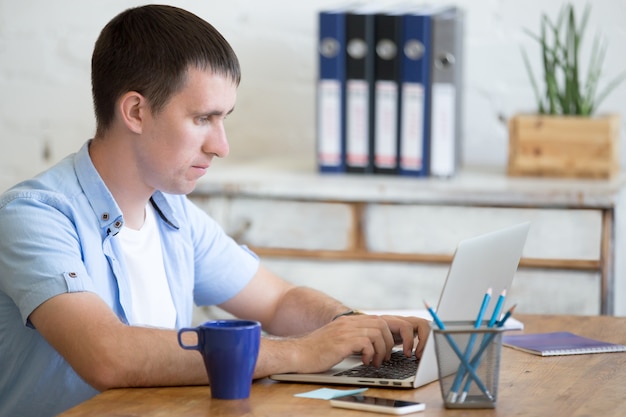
59,314 -> 626,417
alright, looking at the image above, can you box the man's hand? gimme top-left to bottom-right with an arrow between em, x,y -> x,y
275,314 -> 430,375
378,314 -> 431,358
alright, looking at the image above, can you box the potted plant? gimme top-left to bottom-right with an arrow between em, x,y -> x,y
508,3 -> 626,178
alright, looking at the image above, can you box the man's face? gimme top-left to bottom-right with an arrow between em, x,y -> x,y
135,67 -> 237,195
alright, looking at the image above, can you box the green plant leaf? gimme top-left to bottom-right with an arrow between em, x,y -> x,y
521,47 -> 545,112
519,2 -> 623,116
594,70 -> 626,113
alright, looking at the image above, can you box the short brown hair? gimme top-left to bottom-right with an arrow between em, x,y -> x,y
91,5 -> 241,137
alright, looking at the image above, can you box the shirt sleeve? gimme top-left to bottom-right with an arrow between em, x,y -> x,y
181,196 -> 260,306
0,192 -> 96,325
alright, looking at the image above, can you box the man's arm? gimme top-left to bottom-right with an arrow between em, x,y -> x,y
28,269 -> 370,388
29,291 -> 208,391
30,265 -> 429,389
218,265 -> 350,335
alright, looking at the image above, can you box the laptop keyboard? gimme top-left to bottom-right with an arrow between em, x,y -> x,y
333,351 -> 418,380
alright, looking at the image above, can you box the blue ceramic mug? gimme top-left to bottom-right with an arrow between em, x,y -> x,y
178,319 -> 261,399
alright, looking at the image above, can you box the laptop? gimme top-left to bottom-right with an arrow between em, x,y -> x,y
270,222 -> 530,388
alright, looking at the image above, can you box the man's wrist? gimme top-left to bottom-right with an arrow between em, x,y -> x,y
331,309 -> 364,321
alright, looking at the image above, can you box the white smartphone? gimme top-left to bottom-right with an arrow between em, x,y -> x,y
330,395 -> 425,415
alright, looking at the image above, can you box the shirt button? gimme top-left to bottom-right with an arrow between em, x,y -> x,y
68,272 -> 78,278
102,213 -> 109,221
114,221 -> 123,228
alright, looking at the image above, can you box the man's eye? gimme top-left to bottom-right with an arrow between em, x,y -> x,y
196,114 -> 228,124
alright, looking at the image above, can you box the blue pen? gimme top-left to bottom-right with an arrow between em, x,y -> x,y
448,288 -> 492,402
458,290 -> 506,402
423,301 -> 494,402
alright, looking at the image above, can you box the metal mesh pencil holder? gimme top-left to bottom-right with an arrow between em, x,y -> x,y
432,321 -> 505,409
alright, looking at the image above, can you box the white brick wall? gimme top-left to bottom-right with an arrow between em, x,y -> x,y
1,0 -> 625,190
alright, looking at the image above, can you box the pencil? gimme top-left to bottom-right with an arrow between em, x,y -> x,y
449,288 -> 492,402
423,300 -> 494,402
487,289 -> 507,328
458,304 -> 517,402
423,300 -> 446,329
457,293 -> 509,402
497,304 -> 517,327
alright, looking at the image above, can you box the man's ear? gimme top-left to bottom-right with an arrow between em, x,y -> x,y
118,91 -> 148,134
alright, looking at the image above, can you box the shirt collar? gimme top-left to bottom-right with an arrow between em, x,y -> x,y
73,140 -> 180,233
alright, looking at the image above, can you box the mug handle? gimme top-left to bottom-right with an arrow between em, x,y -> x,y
177,327 -> 200,350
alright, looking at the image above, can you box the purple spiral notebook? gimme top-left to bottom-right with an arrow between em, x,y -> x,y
503,332 -> 626,357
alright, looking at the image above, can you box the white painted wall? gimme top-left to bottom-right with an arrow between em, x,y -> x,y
1,0 -> 626,190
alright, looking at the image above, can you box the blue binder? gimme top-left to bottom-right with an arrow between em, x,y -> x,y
317,9 -> 349,173
394,6 -> 442,177
396,9 -> 432,176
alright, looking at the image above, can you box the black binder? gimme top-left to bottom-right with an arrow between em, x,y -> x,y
373,12 -> 402,175
345,7 -> 377,174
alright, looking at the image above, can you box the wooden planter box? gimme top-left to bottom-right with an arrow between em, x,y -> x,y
508,113 -> 620,179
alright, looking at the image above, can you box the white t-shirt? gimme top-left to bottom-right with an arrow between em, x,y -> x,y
116,204 -> 177,328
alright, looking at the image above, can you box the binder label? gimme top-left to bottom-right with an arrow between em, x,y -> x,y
374,81 -> 398,168
346,79 -> 369,167
400,82 -> 425,170
317,79 -> 342,166
430,82 -> 456,176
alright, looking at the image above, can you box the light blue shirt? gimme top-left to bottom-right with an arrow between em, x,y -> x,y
0,141 -> 259,417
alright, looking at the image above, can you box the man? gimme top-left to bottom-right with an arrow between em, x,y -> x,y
0,5 -> 429,416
